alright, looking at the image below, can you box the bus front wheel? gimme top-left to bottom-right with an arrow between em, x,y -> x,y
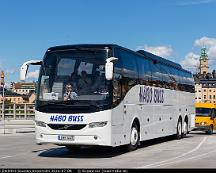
206,125 -> 213,135
126,123 -> 140,151
175,119 -> 182,140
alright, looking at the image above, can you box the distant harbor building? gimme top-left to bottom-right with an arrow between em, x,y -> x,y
0,82 -> 36,104
11,82 -> 36,95
194,47 -> 216,103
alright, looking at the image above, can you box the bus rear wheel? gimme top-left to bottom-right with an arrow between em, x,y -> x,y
126,123 -> 140,151
182,120 -> 188,138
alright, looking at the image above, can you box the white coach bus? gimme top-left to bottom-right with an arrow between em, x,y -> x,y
20,44 -> 195,151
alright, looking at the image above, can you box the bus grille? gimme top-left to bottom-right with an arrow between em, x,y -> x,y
48,124 -> 87,130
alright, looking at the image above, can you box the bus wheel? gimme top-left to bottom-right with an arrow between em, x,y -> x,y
126,123 -> 140,151
182,120 -> 188,138
175,119 -> 182,140
65,145 -> 80,151
206,125 -> 213,135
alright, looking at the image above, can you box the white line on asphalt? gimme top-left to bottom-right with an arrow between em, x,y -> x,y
0,155 -> 14,160
0,152 -> 30,160
0,147 -> 58,160
137,136 -> 207,168
150,149 -> 216,168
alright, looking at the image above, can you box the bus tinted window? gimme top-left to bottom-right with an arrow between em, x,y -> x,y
150,62 -> 162,87
119,50 -> 138,78
137,57 -> 151,85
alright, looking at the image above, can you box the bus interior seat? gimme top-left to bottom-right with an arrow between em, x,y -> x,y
52,82 -> 64,99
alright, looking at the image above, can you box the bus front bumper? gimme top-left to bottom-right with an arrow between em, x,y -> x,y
192,125 -> 211,132
36,133 -> 107,146
35,124 -> 112,146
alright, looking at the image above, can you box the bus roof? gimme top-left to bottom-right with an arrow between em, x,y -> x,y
46,44 -> 119,52
195,102 -> 216,109
46,44 -> 191,74
137,50 -> 182,69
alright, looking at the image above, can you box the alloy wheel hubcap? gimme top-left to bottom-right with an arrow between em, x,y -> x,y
131,127 -> 138,146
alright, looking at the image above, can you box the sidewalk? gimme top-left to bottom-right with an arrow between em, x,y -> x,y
0,119 -> 35,134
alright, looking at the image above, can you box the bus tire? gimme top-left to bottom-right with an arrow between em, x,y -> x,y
182,119 -> 188,138
126,122 -> 140,151
175,118 -> 182,140
206,125 -> 213,135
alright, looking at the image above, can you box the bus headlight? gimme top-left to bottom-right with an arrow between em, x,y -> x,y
35,120 -> 46,127
89,121 -> 108,128
200,122 -> 207,126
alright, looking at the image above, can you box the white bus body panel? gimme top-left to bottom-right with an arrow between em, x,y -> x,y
35,85 -> 195,147
35,110 -> 113,146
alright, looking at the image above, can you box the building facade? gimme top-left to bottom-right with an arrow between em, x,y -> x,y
11,82 -> 36,95
194,47 -> 216,103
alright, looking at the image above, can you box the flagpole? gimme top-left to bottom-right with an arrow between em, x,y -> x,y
2,83 -> 5,134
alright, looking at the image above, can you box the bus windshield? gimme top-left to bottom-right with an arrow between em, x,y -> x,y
37,48 -> 112,112
196,108 -> 212,116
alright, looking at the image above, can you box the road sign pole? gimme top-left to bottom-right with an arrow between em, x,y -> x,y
2,84 -> 5,134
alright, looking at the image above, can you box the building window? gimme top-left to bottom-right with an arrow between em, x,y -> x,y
210,95 -> 212,99
204,95 -> 207,99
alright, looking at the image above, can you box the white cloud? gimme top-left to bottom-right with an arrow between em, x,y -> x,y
5,68 -> 17,75
181,52 -> 200,72
27,70 -> 39,79
136,45 -> 173,57
194,36 -> 216,61
181,36 -> 216,72
175,0 -> 216,6
194,36 -> 216,47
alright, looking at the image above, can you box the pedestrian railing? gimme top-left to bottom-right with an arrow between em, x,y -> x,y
0,103 -> 35,120
0,103 -> 35,133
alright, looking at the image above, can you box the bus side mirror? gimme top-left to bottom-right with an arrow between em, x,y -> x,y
105,57 -> 118,80
20,60 -> 42,81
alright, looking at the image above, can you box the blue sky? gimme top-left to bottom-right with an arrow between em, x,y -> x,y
0,0 -> 216,85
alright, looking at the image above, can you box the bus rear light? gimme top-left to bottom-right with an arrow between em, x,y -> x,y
88,121 -> 108,128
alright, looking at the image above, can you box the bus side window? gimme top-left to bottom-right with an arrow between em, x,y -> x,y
150,62 -> 162,87
113,49 -> 123,104
213,109 -> 216,119
119,49 -> 138,97
159,64 -> 170,89
137,57 -> 151,86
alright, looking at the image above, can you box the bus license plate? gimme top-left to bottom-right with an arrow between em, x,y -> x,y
58,135 -> 74,141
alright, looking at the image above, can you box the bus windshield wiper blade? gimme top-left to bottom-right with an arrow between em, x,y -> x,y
38,102 -> 74,108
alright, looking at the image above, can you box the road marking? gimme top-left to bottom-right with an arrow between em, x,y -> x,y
137,136 -> 207,168
0,155 -> 14,160
0,152 -> 31,160
151,149 -> 216,168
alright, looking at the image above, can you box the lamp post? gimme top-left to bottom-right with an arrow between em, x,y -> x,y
1,71 -> 5,134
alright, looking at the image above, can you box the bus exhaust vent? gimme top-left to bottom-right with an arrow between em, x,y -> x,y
48,124 -> 86,130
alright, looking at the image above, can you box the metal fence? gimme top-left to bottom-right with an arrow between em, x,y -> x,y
0,103 -> 35,120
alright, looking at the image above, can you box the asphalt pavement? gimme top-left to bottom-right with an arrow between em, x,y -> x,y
0,131 -> 216,169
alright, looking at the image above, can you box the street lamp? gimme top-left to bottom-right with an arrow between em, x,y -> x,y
1,70 -> 5,134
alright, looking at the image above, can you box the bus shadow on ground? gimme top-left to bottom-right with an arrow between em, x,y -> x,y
37,146 -> 125,158
37,135 -> 193,159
